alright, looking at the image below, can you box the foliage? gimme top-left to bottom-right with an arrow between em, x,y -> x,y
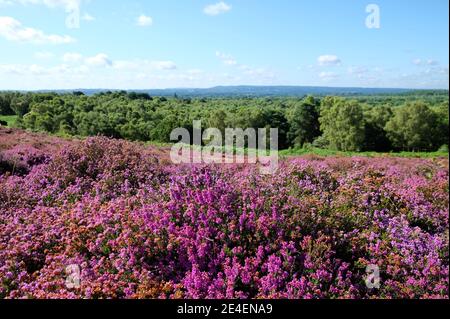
279,147 -> 449,158
287,95 -> 320,148
385,102 -> 443,151
0,91 -> 448,152
319,98 -> 365,151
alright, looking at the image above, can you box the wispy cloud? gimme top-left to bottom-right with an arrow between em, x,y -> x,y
413,58 -> 439,66
0,50 -> 184,89
348,66 -> 368,76
204,2 -> 231,16
0,16 -> 75,44
85,53 -> 112,67
0,63 -> 88,76
81,13 -> 95,22
62,52 -> 83,63
215,51 -> 276,83
151,60 -> 177,70
62,52 -> 113,67
319,71 -> 338,81
0,0 -> 81,10
216,51 -> 237,66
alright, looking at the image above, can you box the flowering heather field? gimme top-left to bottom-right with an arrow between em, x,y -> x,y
0,129 -> 448,299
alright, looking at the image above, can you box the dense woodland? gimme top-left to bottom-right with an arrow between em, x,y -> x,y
0,90 -> 448,152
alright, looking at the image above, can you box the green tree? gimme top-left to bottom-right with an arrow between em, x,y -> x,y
287,96 -> 320,147
433,102 -> 449,147
207,109 -> 228,134
262,108 -> 290,150
11,95 -> 31,116
152,114 -> 179,142
363,105 -> 393,152
385,102 -> 441,151
319,98 -> 365,151
0,95 -> 14,115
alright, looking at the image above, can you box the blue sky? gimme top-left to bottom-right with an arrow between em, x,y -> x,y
0,0 -> 448,90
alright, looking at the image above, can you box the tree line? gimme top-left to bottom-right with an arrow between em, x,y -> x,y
0,90 -> 448,152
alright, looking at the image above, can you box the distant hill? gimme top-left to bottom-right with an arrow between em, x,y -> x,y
75,86 -> 415,97
8,85 -> 448,98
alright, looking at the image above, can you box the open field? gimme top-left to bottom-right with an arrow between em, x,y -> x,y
0,128 -> 448,299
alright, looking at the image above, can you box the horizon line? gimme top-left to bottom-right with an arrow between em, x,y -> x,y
1,85 -> 448,92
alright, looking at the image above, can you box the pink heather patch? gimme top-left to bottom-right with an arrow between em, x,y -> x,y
0,135 -> 448,299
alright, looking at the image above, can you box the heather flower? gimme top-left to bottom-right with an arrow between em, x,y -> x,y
0,137 -> 448,299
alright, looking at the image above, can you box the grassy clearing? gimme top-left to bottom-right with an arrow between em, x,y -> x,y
279,147 -> 449,158
2,126 -> 446,159
147,142 -> 448,159
0,115 -> 18,127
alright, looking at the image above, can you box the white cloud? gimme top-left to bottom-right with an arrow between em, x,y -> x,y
34,51 -> 54,59
0,60 -> 278,90
63,52 -> 115,68
63,52 -> 83,63
0,62 -> 88,76
81,13 -> 95,22
317,55 -> 341,66
0,54 -> 177,85
421,65 -> 448,76
40,0 -> 80,9
216,51 -> 237,66
187,69 -> 203,75
0,0 -> 14,6
215,51 -> 276,82
0,0 -> 80,9
204,2 -> 231,16
85,53 -> 112,67
0,64 -> 24,74
113,60 -> 139,70
0,16 -> 75,44
0,0 -> 81,13
413,58 -> 439,66
137,15 -> 153,27
390,66 -> 449,89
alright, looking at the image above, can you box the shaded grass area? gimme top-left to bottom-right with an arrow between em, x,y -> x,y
0,115 -> 18,127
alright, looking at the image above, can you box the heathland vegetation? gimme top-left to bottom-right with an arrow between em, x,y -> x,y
0,89 -> 448,299
0,90 -> 448,153
0,131 -> 448,298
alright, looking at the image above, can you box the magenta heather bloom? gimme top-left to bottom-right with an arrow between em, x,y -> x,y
0,137 -> 448,299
